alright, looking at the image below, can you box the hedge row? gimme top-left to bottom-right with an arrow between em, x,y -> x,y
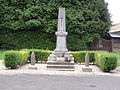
71,51 -> 95,63
4,49 -> 97,64
22,49 -> 96,63
4,50 -> 29,69
4,49 -> 117,72
22,49 -> 52,62
95,52 -> 117,72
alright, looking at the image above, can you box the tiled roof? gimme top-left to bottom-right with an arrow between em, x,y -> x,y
109,23 -> 120,33
109,33 -> 120,38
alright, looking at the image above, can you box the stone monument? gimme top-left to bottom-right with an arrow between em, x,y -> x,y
31,52 -> 36,65
82,53 -> 92,72
47,8 -> 74,70
28,52 -> 37,70
85,53 -> 89,67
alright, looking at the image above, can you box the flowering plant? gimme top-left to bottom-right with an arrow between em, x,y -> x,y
57,52 -> 71,62
57,52 -> 65,57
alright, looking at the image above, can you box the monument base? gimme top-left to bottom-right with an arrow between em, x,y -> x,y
48,51 -> 74,62
47,61 -> 74,71
82,67 -> 92,72
47,55 -> 74,71
28,65 -> 38,70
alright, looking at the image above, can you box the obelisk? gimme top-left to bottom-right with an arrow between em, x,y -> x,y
47,8 -> 74,63
55,8 -> 68,52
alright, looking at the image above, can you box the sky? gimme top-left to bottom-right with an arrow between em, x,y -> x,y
105,0 -> 120,24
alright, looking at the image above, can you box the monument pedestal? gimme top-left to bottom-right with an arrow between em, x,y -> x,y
48,51 -> 74,62
47,51 -> 74,70
47,61 -> 74,71
47,56 -> 74,70
28,65 -> 38,70
82,67 -> 92,72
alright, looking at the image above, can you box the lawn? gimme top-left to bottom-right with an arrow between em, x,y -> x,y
0,51 -> 6,60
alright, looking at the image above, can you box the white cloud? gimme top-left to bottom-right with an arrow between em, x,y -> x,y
105,0 -> 120,24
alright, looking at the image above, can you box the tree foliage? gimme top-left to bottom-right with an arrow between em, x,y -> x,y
0,0 -> 111,50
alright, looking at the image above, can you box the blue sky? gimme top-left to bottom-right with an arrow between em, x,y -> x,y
105,0 -> 120,24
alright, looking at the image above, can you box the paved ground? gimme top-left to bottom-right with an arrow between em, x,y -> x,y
0,74 -> 120,90
0,60 -> 120,77
0,60 -> 120,90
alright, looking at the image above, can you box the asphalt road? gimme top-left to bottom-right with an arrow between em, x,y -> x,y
0,74 -> 120,90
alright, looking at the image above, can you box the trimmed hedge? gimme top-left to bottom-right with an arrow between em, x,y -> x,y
19,51 -> 30,65
94,51 -> 108,64
95,52 -> 117,72
71,51 -> 95,63
72,51 -> 117,72
4,49 -> 118,72
22,49 -> 52,62
4,50 -> 29,69
22,50 -> 95,63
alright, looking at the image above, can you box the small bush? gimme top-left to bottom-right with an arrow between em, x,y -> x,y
95,52 -> 117,72
100,54 -> 117,72
4,50 -> 29,69
4,51 -> 22,69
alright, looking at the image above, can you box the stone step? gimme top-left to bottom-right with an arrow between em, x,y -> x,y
47,64 -> 74,69
47,68 -> 75,71
47,62 -> 74,65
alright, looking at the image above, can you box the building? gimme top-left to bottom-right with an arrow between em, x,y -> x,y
89,23 -> 120,52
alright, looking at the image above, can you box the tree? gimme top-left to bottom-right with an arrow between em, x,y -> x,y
0,0 -> 111,50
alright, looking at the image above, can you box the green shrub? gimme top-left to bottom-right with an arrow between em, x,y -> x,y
94,51 -> 108,64
4,51 -> 22,69
95,52 -> 117,72
0,50 -> 6,60
19,51 -> 30,65
71,51 -> 95,63
71,51 -> 81,63
100,54 -> 117,72
88,51 -> 95,63
22,49 -> 52,62
4,50 -> 29,69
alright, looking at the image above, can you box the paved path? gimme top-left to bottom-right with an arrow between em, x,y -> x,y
0,60 -> 120,90
0,60 -> 120,77
0,74 -> 120,90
